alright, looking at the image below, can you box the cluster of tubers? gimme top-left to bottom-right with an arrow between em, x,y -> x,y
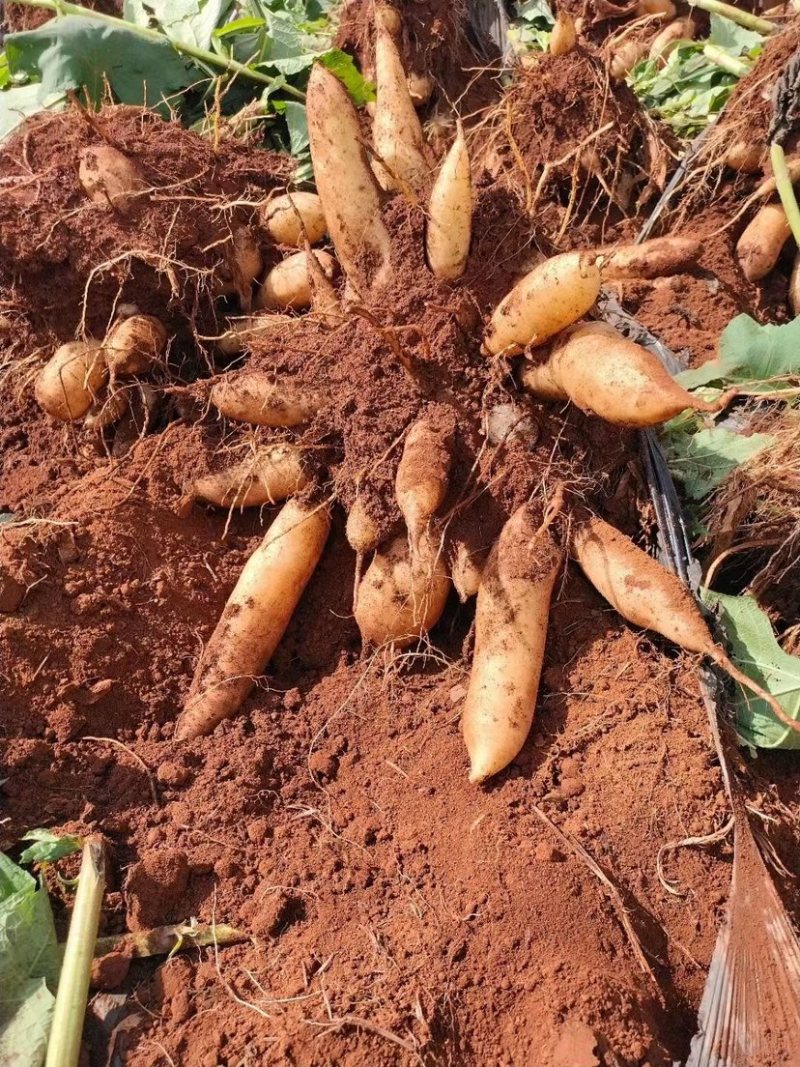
42,4 -> 791,779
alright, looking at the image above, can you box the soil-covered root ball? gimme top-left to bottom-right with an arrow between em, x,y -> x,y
34,340 -> 106,421
261,191 -> 328,247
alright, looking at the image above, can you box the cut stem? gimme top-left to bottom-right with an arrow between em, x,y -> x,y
770,142 -> 800,248
690,0 -> 775,35
8,0 -> 305,98
45,838 -> 105,1067
702,44 -> 752,78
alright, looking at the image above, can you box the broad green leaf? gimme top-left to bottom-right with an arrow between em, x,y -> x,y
19,830 -> 83,867
0,977 -> 54,1067
515,0 -> 555,25
124,0 -> 232,51
679,314 -> 800,389
0,851 -> 32,902
0,82 -> 67,141
666,426 -> 773,498
707,11 -> 764,57
5,16 -> 199,115
319,49 -> 375,105
702,590 -> 800,749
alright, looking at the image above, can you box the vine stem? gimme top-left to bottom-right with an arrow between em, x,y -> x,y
690,0 -> 776,35
771,141 -> 800,248
9,0 -> 306,100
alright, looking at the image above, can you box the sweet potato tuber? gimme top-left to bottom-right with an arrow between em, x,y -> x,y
395,418 -> 452,554
209,372 -> 319,427
736,202 -> 792,282
426,122 -> 472,281
103,315 -> 167,377
256,250 -> 337,311
35,341 -> 106,421
189,445 -> 308,509
78,145 -> 146,214
599,236 -> 702,280
261,192 -> 327,247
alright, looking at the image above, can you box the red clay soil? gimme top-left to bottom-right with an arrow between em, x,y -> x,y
1,43 -> 799,1067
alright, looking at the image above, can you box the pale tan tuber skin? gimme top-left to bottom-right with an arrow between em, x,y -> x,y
571,514 -> 800,735
217,227 -> 263,308
636,0 -> 676,16
610,39 -> 648,81
35,341 -> 106,421
215,315 -> 294,357
256,250 -> 338,311
550,12 -> 577,56
736,202 -> 792,282
261,192 -> 327,247
484,252 -> 601,356
355,532 -> 449,648
407,72 -> 434,107
450,540 -> 485,602
176,499 -> 330,739
346,493 -> 382,610
725,141 -> 764,174
599,236 -> 702,280
78,145 -> 146,215
649,17 -> 695,61
306,64 -> 392,294
84,388 -> 129,432
372,16 -> 431,196
189,445 -> 309,509
426,122 -> 472,281
209,372 -> 319,427
462,504 -> 563,784
789,249 -> 800,316
103,315 -> 167,377
395,419 -> 452,554
521,322 -> 736,428
305,239 -> 344,325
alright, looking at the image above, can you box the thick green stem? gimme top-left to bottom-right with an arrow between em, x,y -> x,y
8,0 -> 305,100
691,0 -> 776,35
703,44 -> 751,78
770,142 -> 800,247
45,839 -> 105,1067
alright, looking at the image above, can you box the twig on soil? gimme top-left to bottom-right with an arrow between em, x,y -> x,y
656,817 -> 735,897
531,804 -> 661,991
82,736 -> 159,807
303,1012 -> 420,1057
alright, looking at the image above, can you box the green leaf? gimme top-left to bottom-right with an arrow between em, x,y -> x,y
5,15 -> 199,115
702,590 -> 800,749
19,830 -> 83,867
665,426 -> 774,498
0,852 -> 59,1066
318,49 -> 375,105
124,0 -> 232,51
707,11 -> 764,57
0,82 -> 67,141
213,15 -> 266,39
515,0 -> 555,25
679,314 -> 800,390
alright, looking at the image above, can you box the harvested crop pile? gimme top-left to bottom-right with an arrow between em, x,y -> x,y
2,3 -> 800,1065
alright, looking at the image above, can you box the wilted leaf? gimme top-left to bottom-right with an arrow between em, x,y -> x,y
124,0 -> 232,51
0,82 -> 66,141
665,426 -> 773,499
703,590 -> 800,749
707,11 -> 764,57
19,830 -> 83,867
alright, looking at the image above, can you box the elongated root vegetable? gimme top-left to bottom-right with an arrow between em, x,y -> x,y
550,12 -> 577,55
450,539 -> 485,602
571,515 -> 800,735
736,202 -> 792,281
103,315 -> 167,376
307,64 -> 392,293
636,0 -> 675,15
216,315 -> 293,356
462,504 -> 563,784
189,445 -> 308,509
305,239 -> 344,325
426,122 -> 472,280
35,340 -> 106,421
521,322 -> 735,427
484,252 -> 601,356
599,235 -> 702,280
78,145 -> 146,214
725,140 -> 764,174
210,372 -> 319,427
372,14 -> 430,196
346,492 -> 381,608
396,418 -> 452,554
610,39 -> 648,81
649,17 -> 694,61
261,192 -> 327,246
355,532 -> 449,648
176,498 -> 330,739
256,250 -> 338,311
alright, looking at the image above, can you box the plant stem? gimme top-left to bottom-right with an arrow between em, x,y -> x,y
9,0 -> 306,100
770,141 -> 800,247
45,839 -> 105,1067
93,922 -> 246,959
690,0 -> 776,35
703,44 -> 752,78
